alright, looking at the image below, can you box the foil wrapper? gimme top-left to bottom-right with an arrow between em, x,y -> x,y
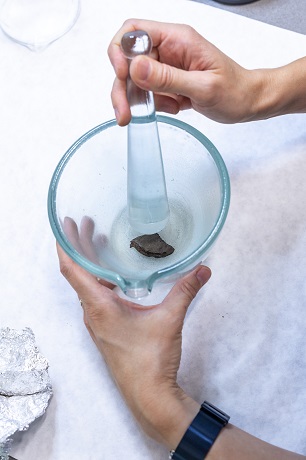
0,327 -> 52,457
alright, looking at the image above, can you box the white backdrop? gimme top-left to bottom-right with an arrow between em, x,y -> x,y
1,0 -> 306,458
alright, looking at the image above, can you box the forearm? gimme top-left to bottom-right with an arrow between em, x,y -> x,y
208,423 -> 306,460
142,391 -> 306,459
249,57 -> 306,121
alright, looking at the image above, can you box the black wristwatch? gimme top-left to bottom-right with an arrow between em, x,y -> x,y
169,401 -> 230,460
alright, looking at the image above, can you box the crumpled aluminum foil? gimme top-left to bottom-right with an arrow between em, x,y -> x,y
0,327 -> 52,458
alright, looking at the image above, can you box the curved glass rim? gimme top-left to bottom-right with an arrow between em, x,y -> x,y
0,1 -> 81,50
48,115 -> 230,294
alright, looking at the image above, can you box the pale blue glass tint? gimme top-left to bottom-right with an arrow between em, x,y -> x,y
121,30 -> 170,234
127,120 -> 169,234
48,116 -> 230,299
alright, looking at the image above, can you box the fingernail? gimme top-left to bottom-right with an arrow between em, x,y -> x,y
196,266 -> 211,286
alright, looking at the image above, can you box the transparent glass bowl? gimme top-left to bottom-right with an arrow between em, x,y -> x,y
0,0 -> 80,51
48,116 -> 230,298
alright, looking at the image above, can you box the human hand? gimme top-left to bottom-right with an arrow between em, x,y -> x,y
108,19 -> 260,125
57,241 -> 211,449
63,216 -> 114,289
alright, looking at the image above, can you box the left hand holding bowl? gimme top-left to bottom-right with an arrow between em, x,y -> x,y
56,229 -> 211,448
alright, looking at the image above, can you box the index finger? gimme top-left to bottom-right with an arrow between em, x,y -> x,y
56,243 -> 115,300
107,18 -> 167,79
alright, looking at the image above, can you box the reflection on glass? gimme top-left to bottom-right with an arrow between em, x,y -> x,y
0,0 -> 81,51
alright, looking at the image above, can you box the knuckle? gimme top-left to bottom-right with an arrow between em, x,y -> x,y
59,259 -> 74,280
182,24 -> 196,37
122,18 -> 137,30
84,300 -> 104,323
179,279 -> 198,302
159,64 -> 176,91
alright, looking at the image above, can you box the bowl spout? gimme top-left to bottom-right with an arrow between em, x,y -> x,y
124,280 -> 151,299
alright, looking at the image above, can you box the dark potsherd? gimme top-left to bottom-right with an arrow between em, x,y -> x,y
130,233 -> 175,258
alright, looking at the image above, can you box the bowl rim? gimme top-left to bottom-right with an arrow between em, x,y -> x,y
48,115 -> 230,295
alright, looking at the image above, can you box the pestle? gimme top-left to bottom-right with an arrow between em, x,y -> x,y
121,30 -> 170,234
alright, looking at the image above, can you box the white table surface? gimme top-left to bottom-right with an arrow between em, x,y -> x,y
1,1 -> 306,458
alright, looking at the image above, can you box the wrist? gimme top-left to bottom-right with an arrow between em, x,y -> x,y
170,401 -> 230,460
245,68 -> 278,121
248,58 -> 306,121
135,384 -> 200,449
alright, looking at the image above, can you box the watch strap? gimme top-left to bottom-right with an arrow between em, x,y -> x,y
170,401 -> 230,460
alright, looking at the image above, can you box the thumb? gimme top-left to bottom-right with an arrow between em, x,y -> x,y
130,55 -> 193,96
163,265 -> 211,313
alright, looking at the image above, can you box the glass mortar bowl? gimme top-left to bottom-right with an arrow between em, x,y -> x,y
48,115 -> 230,298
